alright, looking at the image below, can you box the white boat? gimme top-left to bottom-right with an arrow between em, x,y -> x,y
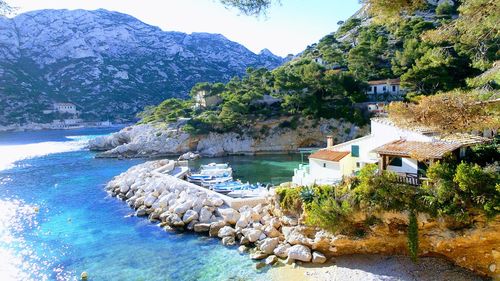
211,180 -> 252,194
226,184 -> 270,198
201,176 -> 234,187
187,162 -> 233,185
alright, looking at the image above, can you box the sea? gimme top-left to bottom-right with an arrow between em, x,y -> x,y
0,128 -> 302,281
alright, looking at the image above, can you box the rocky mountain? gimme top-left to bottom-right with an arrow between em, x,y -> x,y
0,9 -> 284,125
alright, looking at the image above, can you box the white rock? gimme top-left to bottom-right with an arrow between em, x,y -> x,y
218,208 -> 240,224
312,251 -> 327,264
218,226 -> 236,238
144,194 -> 157,207
182,209 -> 198,224
264,225 -> 281,238
287,245 -> 312,262
274,243 -> 291,258
199,207 -> 213,223
235,216 -> 249,228
244,229 -> 262,243
260,238 -> 279,254
173,201 -> 191,215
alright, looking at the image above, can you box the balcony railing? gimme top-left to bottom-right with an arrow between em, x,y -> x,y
394,173 -> 421,186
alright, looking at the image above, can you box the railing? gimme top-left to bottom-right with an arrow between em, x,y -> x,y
394,173 -> 421,186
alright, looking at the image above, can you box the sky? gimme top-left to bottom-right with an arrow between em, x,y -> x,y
6,0 -> 361,57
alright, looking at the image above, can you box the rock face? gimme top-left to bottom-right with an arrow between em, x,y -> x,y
89,118 -> 364,157
0,9 -> 284,125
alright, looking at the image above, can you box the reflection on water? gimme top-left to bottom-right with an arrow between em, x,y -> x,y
0,129 -> 278,281
0,199 -> 39,281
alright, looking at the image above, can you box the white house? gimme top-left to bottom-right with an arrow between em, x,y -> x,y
366,79 -> 405,101
53,103 -> 77,114
193,90 -> 222,109
292,118 -> 488,186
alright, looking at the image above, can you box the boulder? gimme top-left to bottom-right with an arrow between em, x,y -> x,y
236,216 -> 249,228
193,223 -> 211,233
166,214 -> 184,227
260,238 -> 279,254
218,208 -> 240,224
182,210 -> 199,224
239,236 -> 250,245
222,236 -> 236,246
238,245 -> 248,253
135,206 -> 147,217
173,202 -> 191,215
199,207 -> 213,223
263,225 -> 281,238
255,262 -> 266,270
287,245 -> 312,262
244,229 -> 262,243
265,255 -> 278,266
312,251 -> 327,264
178,152 -> 200,161
218,226 -> 236,238
274,243 -> 291,258
269,217 -> 281,229
209,221 -> 226,237
250,251 -> 268,260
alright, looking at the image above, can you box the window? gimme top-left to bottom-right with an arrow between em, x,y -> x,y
351,145 -> 359,157
323,163 -> 326,168
389,157 -> 402,167
383,86 -> 386,91
356,162 -> 360,168
392,85 -> 396,92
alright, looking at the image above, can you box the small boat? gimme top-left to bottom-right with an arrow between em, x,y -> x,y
201,176 -> 234,188
226,183 -> 270,198
211,180 -> 252,194
187,162 -> 233,185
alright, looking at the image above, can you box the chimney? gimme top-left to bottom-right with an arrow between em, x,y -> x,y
326,135 -> 334,148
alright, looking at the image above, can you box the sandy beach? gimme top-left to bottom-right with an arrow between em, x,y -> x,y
270,254 -> 486,281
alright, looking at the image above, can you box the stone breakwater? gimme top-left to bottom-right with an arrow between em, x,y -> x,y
90,118 -> 366,158
107,160 -> 499,278
106,160 -> 329,268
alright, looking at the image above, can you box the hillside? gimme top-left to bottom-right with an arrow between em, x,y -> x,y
0,9 -> 284,125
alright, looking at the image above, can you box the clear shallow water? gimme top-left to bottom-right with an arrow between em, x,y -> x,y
0,129 -> 301,281
189,154 -> 303,185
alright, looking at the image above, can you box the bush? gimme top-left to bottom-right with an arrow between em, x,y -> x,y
435,2 -> 455,17
423,161 -> 500,220
275,187 -> 303,214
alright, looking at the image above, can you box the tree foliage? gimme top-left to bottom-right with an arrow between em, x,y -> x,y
0,0 -> 15,16
387,91 -> 500,133
219,0 -> 278,16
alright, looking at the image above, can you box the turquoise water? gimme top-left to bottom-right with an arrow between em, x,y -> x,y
189,154 -> 302,185
0,129 -> 300,281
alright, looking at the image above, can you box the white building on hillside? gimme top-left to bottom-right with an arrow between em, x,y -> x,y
193,90 -> 222,109
292,118 -> 489,186
366,79 -> 405,101
53,103 -> 77,114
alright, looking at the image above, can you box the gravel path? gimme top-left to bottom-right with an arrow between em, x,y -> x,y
271,255 -> 488,281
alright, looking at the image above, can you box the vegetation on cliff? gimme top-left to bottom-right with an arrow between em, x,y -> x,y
139,0 -> 497,137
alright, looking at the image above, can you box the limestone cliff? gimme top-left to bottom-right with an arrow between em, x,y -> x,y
270,199 -> 500,279
89,118 -> 368,157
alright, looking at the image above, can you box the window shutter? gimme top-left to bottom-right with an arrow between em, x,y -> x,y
351,145 -> 359,157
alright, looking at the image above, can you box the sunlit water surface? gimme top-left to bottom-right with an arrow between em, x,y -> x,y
0,128 -> 302,281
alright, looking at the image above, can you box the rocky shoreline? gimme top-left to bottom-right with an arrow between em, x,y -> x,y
106,160 -> 328,269
89,119 -> 365,158
106,160 -> 499,279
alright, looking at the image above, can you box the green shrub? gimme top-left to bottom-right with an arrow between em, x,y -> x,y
435,2 -> 455,17
299,186 -> 315,204
275,187 -> 303,214
305,194 -> 352,233
407,210 -> 419,262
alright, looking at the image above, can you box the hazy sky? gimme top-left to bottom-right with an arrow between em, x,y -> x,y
7,0 -> 361,57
